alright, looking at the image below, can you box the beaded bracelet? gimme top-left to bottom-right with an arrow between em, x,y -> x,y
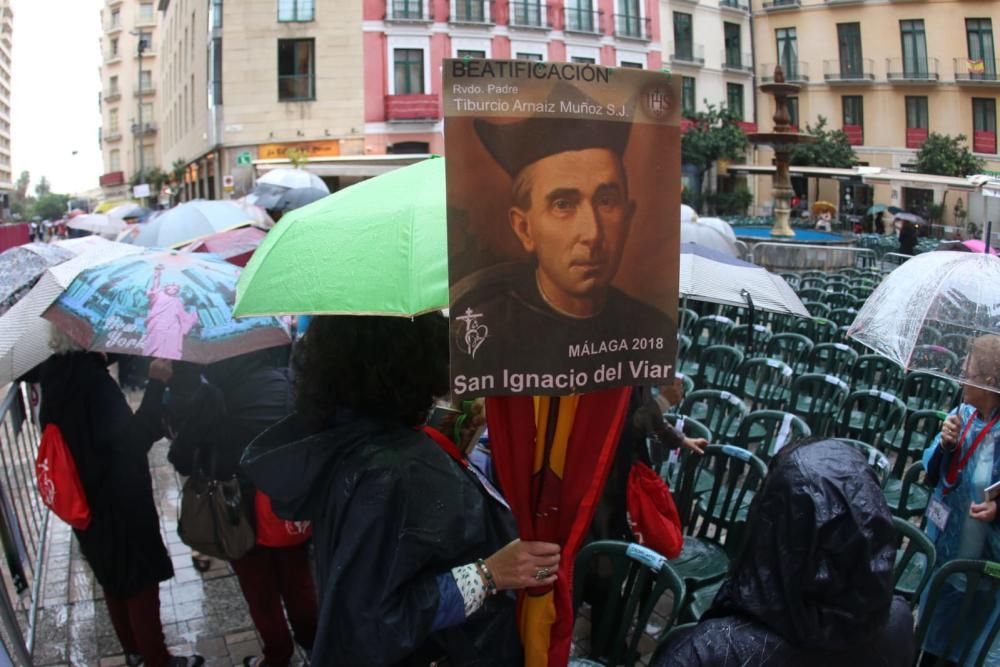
475,558 -> 497,596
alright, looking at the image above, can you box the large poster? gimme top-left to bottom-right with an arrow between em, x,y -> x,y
444,60 -> 681,397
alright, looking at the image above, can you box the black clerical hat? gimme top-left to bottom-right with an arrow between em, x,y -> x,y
473,82 -> 631,178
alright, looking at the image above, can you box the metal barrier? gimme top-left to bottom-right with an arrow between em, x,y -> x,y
750,242 -> 878,272
0,382 -> 47,665
879,252 -> 913,273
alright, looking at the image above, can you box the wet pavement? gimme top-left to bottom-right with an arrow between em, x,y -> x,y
31,437 -> 307,667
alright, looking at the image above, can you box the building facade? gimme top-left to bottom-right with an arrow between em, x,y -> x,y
362,0 -> 665,155
662,0 -> 754,122
0,1 -> 12,213
749,0 -> 1000,225
98,0 -> 161,201
155,0 -> 366,200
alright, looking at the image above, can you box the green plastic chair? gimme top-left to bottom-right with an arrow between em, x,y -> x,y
914,560 -> 1000,667
798,277 -> 827,291
838,326 -> 870,356
735,409 -> 811,463
731,358 -> 794,411
892,516 -> 937,607
940,332 -> 970,359
674,371 -> 695,398
802,300 -> 831,319
679,389 -> 749,442
835,437 -> 891,487
657,414 -> 713,483
690,315 -> 735,351
851,354 -> 905,393
692,345 -> 744,391
885,410 -> 946,519
677,334 -> 692,366
806,342 -> 859,378
801,270 -> 827,281
573,541 -> 687,667
901,371 -> 960,412
779,272 -> 801,290
794,317 -> 839,344
825,291 -> 860,310
678,307 -> 699,338
787,373 -> 851,436
765,332 -> 814,373
797,287 -> 826,303
671,445 -> 768,598
837,267 -> 862,279
911,344 -> 961,376
837,389 -> 907,453
728,324 -> 772,355
827,307 -> 859,328
918,324 -> 943,346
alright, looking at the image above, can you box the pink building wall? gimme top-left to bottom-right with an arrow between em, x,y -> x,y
364,32 -> 387,122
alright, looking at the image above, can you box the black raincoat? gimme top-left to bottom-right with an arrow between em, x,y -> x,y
38,352 -> 173,599
242,412 -> 522,666
654,439 -> 914,666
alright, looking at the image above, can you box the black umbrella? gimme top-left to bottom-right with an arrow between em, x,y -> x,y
272,187 -> 329,213
246,182 -> 289,210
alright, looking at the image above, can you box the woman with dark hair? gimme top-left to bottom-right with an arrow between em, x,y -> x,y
653,437 -> 914,666
242,314 -> 558,666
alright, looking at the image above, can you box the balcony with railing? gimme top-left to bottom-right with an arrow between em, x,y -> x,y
671,43 -> 705,67
103,130 -> 122,143
954,58 -> 1000,85
385,93 -> 441,121
759,62 -> 809,83
761,0 -> 800,11
905,127 -> 928,149
105,17 -> 122,33
823,58 -> 875,83
132,121 -> 157,136
718,0 -> 749,11
100,171 -> 126,187
974,130 -> 996,154
886,57 -> 939,82
563,6 -> 602,34
722,51 -> 753,73
613,13 -> 650,40
134,85 -> 156,96
450,0 -> 494,25
508,1 -> 552,29
103,88 -> 121,102
386,0 -> 433,22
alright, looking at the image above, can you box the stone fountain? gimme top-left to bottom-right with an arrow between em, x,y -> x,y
748,65 -> 816,237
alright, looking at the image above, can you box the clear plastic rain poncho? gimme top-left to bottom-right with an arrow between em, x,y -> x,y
848,251 -> 1000,391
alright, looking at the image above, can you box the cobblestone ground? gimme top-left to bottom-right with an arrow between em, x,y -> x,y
31,437 -> 307,667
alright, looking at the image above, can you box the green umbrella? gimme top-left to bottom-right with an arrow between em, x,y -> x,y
234,156 -> 447,317
866,204 -> 888,216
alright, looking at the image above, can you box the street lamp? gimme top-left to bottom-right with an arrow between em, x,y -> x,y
129,29 -> 149,193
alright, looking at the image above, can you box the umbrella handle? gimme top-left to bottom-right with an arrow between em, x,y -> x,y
986,220 -> 993,255
741,289 -> 755,356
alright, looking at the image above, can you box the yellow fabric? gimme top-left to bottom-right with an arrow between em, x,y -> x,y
520,591 -> 556,667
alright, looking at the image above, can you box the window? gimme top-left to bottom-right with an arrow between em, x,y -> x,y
776,27 -> 798,79
141,144 -> 155,170
967,19 -> 996,79
842,95 -> 864,145
393,48 -> 424,94
905,96 -> 928,149
110,149 -> 121,172
837,22 -> 863,78
566,0 -> 595,32
139,70 -> 152,91
108,108 -> 119,134
211,0 -> 223,29
571,56 -> 596,64
454,0 -> 487,23
138,2 -> 154,22
138,31 -> 152,53
617,0 -> 642,37
141,102 -> 154,123
512,0 -> 544,27
278,0 -> 315,21
787,96 -> 799,129
278,39 -> 315,101
516,52 -> 543,61
457,49 -> 486,59
620,61 -> 643,69
210,37 -> 223,104
110,9 -> 120,28
681,76 -> 695,114
973,98 -> 997,153
674,13 -> 693,60
900,20 -> 928,77
724,22 -> 742,67
110,37 -> 119,58
109,75 -> 119,95
727,83 -> 744,120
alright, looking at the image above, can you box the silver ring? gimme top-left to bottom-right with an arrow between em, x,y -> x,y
534,567 -> 551,581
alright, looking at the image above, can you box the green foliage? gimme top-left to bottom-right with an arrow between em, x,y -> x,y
15,171 -> 29,200
31,193 -> 69,220
131,167 -> 168,192
927,202 -> 945,223
681,103 -> 748,174
790,116 -> 857,168
33,176 -> 51,198
704,187 -> 754,216
287,148 -> 309,168
914,133 -> 984,177
171,159 -> 187,184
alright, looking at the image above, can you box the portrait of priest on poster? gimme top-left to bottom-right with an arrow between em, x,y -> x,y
444,60 -> 681,397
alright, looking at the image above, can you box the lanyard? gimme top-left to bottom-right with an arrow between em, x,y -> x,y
944,412 -> 1000,494
419,425 -> 511,510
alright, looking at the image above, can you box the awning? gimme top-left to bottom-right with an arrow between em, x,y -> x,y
253,154 -> 434,178
726,164 -> 863,180
861,170 -> 981,192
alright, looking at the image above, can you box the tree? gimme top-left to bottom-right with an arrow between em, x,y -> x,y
14,171 -> 29,201
30,193 -> 69,220
790,117 -> 857,207
680,103 -> 748,213
171,159 -> 186,185
914,133 -> 984,177
33,176 -> 51,199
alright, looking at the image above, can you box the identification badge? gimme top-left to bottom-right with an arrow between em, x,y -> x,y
927,497 -> 951,532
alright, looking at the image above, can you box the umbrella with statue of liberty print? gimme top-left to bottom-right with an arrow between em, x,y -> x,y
42,250 -> 291,363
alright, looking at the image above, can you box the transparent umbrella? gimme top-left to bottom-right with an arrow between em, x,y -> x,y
848,251 -> 1000,390
680,220 -> 739,257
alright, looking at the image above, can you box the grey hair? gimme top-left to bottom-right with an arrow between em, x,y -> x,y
48,326 -> 83,355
